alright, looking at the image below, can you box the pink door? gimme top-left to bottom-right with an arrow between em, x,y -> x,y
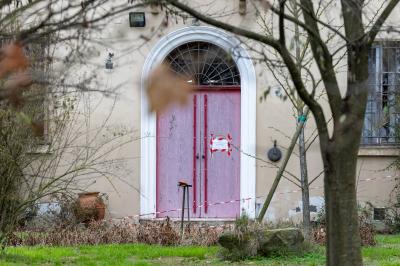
157,87 -> 240,218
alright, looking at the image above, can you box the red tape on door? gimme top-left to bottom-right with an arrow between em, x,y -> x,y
210,134 -> 233,157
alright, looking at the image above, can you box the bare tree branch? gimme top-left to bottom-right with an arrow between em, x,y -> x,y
367,0 -> 400,44
165,0 -> 281,49
300,0 -> 342,122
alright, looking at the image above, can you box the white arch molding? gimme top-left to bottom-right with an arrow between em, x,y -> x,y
140,26 -> 256,219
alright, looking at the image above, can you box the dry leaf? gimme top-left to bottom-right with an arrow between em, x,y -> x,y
0,42 -> 29,79
5,72 -> 32,108
4,71 -> 32,90
146,63 -> 193,112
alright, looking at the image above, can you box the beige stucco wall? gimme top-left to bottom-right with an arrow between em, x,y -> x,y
55,0 -> 400,222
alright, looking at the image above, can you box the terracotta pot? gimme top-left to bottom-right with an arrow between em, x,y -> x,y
76,192 -> 105,223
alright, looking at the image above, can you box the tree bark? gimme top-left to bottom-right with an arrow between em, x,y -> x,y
322,50 -> 369,264
323,142 -> 362,266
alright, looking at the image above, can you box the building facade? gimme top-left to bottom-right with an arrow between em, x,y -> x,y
68,1 -> 400,223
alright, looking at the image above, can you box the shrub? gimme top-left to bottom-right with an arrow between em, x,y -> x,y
384,178 -> 400,234
136,218 -> 180,245
312,205 -> 376,246
7,218 -> 227,247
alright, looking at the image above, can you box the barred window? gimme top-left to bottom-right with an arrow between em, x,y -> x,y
361,42 -> 400,145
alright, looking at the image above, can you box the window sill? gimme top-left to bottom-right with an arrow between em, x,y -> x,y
358,146 -> 399,157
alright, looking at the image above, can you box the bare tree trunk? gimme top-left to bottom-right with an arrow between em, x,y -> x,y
291,0 -> 312,241
323,143 -> 362,266
323,75 -> 368,265
298,109 -> 311,240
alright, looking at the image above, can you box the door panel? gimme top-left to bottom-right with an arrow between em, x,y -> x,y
156,97 -> 199,218
156,88 -> 240,218
200,91 -> 241,218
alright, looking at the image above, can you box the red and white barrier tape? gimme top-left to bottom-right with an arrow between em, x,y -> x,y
128,175 -> 398,219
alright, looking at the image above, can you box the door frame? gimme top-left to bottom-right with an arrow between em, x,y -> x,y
141,26 -> 256,219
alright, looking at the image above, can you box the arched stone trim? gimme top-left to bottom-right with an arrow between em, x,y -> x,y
140,26 -> 256,219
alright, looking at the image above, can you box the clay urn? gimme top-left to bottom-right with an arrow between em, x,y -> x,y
76,192 -> 105,223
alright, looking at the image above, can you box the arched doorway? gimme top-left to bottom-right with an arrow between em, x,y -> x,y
157,42 -> 241,218
140,26 -> 256,219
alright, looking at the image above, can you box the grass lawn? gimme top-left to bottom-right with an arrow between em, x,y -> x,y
0,234 -> 398,265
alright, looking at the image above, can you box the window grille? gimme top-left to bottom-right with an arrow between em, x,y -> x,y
164,41 -> 240,86
362,42 -> 400,145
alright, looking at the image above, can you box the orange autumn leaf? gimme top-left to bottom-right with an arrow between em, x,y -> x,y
146,63 -> 193,112
0,42 -> 29,79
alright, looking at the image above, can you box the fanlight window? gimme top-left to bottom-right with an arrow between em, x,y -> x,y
164,42 -> 240,86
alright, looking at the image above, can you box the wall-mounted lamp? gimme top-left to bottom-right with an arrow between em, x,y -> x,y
105,52 -> 114,70
239,0 -> 247,15
129,12 -> 146,27
267,140 -> 282,162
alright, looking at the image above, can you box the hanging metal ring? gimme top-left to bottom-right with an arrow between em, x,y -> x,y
267,140 -> 282,162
